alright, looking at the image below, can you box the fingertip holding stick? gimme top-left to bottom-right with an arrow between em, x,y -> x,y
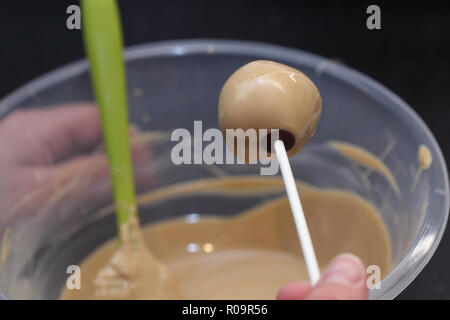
274,139 -> 321,285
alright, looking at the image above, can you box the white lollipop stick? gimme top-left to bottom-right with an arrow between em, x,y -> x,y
274,140 -> 320,285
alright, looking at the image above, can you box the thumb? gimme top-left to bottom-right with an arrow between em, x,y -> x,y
306,253 -> 368,300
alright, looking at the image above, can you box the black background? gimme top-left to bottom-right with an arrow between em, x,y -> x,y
0,0 -> 449,299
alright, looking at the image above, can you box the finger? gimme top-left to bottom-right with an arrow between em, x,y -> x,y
306,253 -> 368,300
3,144 -> 155,224
276,281 -> 312,300
3,104 -> 102,165
43,140 -> 154,201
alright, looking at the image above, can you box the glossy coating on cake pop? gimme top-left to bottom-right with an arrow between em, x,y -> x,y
218,60 -> 322,157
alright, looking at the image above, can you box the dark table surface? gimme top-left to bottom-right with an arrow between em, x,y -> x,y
0,0 -> 449,299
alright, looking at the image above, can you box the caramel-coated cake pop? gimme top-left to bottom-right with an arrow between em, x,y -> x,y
218,60 -> 322,157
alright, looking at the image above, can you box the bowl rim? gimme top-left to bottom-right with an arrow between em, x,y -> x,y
0,38 -> 448,300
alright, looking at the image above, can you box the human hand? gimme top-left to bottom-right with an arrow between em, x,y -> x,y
0,104 -> 152,225
277,253 -> 368,300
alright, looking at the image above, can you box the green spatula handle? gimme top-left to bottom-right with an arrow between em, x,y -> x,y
82,0 -> 138,235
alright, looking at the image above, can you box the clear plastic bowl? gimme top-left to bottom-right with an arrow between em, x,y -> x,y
0,39 -> 448,300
